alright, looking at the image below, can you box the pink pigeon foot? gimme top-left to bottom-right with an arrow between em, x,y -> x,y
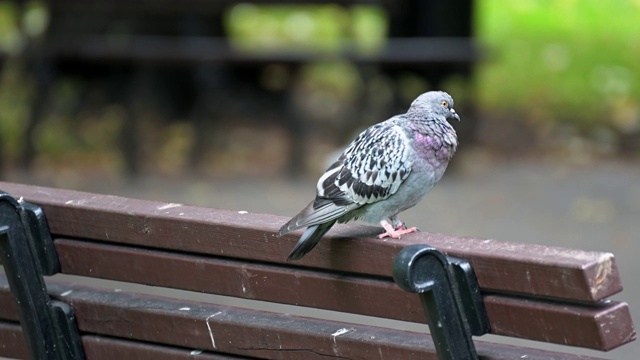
378,220 -> 419,239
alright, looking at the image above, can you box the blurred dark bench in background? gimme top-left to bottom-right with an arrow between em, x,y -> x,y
11,0 -> 476,176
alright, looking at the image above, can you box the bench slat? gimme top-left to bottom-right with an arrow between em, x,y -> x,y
54,237 -> 633,350
484,296 -> 635,351
0,277 -> 608,360
54,239 -> 424,322
82,335 -> 249,360
0,182 -> 621,303
42,35 -> 477,65
0,294 -> 246,359
0,322 -> 27,358
0,284 -> 18,320
0,324 -> 267,359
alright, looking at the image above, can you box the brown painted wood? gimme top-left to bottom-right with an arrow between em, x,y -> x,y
82,335 -> 248,360
0,182 -> 623,303
52,281 -> 444,360
0,285 -> 19,321
484,295 -> 636,351
53,238 -> 635,350
0,323 -> 246,360
54,239 -> 425,323
49,279 -> 608,360
0,276 -> 611,360
0,322 -> 28,359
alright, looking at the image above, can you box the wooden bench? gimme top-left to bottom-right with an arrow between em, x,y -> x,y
0,181 -> 635,359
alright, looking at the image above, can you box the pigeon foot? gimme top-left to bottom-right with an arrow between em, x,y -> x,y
378,220 -> 418,239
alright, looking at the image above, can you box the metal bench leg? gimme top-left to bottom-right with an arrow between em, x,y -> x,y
0,192 -> 84,360
393,244 -> 490,360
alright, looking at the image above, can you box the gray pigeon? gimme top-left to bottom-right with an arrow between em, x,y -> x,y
279,91 -> 460,261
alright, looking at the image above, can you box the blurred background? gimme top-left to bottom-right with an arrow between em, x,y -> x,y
0,0 -> 637,183
0,0 -> 639,358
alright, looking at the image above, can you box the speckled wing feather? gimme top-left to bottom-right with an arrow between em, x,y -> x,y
320,121 -> 413,205
279,120 -> 413,234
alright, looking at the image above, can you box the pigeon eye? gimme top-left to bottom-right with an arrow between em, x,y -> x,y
441,100 -> 448,108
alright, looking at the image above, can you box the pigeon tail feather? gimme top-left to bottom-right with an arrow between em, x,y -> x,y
278,199 -> 353,236
286,220 -> 337,261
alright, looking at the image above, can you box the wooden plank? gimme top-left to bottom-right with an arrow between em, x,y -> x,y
0,322 -> 28,359
0,283 -> 18,321
0,277 -> 610,360
54,239 -> 425,323
51,281 -> 446,360
0,182 -> 622,303
0,324 -> 249,359
48,279 -> 608,360
484,296 -> 636,351
82,335 -> 248,360
54,238 -> 635,350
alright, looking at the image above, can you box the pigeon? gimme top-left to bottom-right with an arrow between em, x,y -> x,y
279,91 -> 460,261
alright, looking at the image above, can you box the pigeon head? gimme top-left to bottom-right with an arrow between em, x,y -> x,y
407,91 -> 460,122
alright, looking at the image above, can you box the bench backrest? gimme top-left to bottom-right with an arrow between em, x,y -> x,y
36,0 -> 476,66
0,181 -> 635,359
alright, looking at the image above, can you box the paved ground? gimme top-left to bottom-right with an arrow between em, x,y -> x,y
4,153 -> 639,358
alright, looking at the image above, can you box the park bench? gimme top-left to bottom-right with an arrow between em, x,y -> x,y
0,181 -> 635,359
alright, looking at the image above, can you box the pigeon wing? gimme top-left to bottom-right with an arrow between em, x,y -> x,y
282,122 -> 413,232
320,122 -> 414,205
279,121 -> 413,235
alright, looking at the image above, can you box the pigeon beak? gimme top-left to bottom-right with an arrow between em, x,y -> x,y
449,108 -> 460,121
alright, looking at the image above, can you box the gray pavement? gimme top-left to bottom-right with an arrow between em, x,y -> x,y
4,153 -> 639,359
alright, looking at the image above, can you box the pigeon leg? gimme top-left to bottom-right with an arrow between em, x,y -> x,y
378,218 -> 418,239
389,216 -> 408,230
389,216 -> 420,232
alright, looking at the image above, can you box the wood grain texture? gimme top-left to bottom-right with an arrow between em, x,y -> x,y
54,238 -> 425,323
53,238 -> 634,350
484,295 -> 636,351
0,322 -> 28,359
0,276 -> 607,360
0,284 -> 18,321
82,335 -> 249,360
0,181 -> 623,303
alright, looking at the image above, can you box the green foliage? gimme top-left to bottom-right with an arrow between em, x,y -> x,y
225,4 -> 386,53
0,1 -> 22,54
0,1 -> 48,54
476,0 -> 640,132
